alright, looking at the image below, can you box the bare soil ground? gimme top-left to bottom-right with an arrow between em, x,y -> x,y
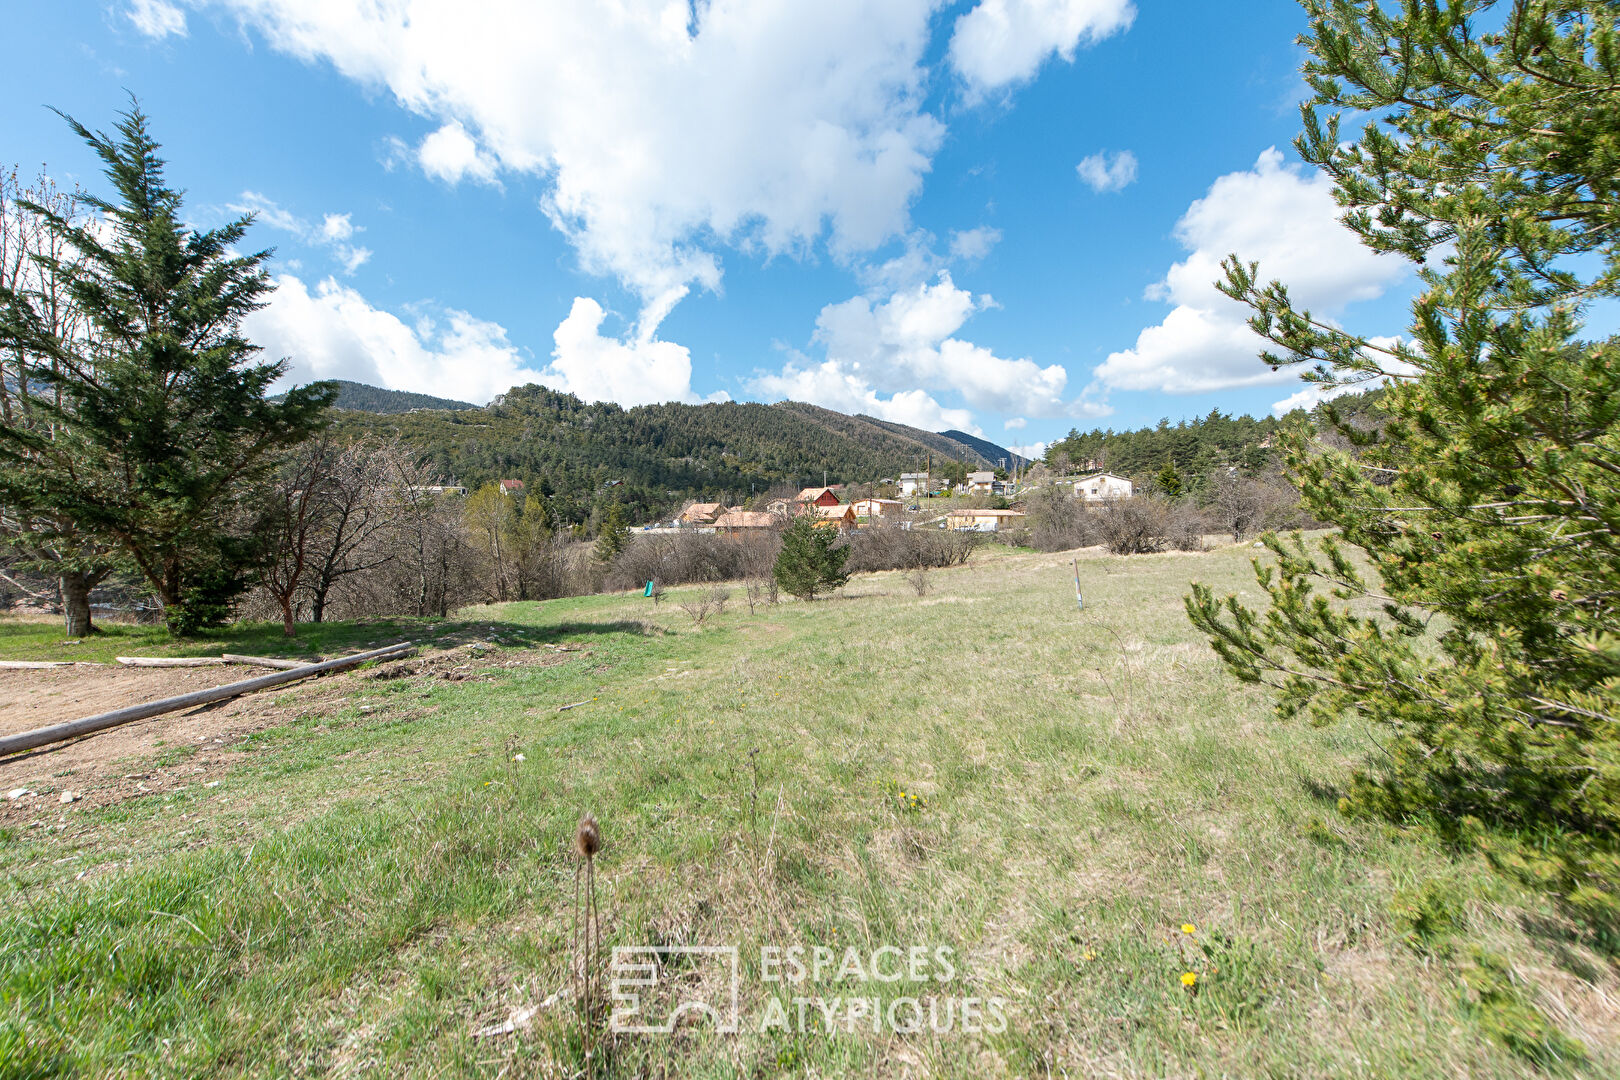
0,642 -> 584,825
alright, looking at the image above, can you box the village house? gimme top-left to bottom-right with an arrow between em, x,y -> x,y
899,472 -> 933,497
965,470 -> 996,493
713,509 -> 779,533
678,501 -> 725,525
945,508 -> 1027,533
795,486 -> 842,507
809,504 -> 856,529
1073,473 -> 1134,501
849,497 -> 902,520
499,478 -> 525,495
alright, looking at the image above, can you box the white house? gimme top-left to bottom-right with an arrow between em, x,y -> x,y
850,498 -> 903,520
898,472 -> 931,497
965,470 -> 996,493
1073,473 -> 1134,501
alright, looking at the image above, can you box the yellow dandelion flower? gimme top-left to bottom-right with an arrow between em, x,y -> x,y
1180,923 -> 1196,935
1180,972 -> 1198,987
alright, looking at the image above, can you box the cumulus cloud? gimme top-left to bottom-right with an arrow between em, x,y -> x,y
949,226 -> 1002,261
949,0 -> 1134,96
751,272 -> 1105,433
1076,149 -> 1137,193
231,192 -> 372,274
246,275 -> 543,403
1093,148 -> 1410,395
538,297 -> 722,408
1003,416 -> 1027,429
128,0 -> 187,38
203,1 -> 955,315
417,121 -> 500,186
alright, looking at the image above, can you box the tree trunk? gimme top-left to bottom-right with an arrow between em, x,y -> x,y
310,581 -> 329,623
60,571 -> 95,637
279,592 -> 297,637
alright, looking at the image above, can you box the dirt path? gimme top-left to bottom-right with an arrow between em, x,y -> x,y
0,643 -> 582,826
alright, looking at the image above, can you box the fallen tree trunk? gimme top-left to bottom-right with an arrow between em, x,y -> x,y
221,654 -> 312,670
0,643 -> 414,758
0,660 -> 75,669
116,656 -> 226,667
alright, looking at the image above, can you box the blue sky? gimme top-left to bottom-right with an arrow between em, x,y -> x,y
5,1 -> 1430,454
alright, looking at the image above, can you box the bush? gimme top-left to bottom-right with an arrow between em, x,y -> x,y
605,530 -> 780,592
1092,497 -> 1205,556
842,523 -> 982,573
1022,486 -> 1101,552
773,519 -> 850,601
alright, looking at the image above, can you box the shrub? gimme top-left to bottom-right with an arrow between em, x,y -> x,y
842,523 -> 982,573
773,519 -> 850,601
1091,497 -> 1204,556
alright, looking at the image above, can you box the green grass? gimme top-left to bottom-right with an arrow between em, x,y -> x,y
1,544 -> 1613,1077
0,613 -> 556,665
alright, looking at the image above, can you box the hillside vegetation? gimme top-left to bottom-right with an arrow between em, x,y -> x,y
1,543 -> 1610,1077
324,380 -> 478,414
331,384 -> 1020,525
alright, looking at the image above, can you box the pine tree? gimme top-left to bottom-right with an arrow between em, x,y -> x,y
0,103 -> 335,633
1155,460 -> 1183,499
1185,2 -> 1620,923
593,500 -> 630,564
772,517 -> 850,601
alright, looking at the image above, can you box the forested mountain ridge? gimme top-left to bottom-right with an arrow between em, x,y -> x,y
1044,389 -> 1387,482
938,429 -> 1029,470
329,383 -> 1012,524
320,380 -> 478,413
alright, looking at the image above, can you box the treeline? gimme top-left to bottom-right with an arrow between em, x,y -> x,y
324,380 -> 476,414
1044,392 -> 1387,486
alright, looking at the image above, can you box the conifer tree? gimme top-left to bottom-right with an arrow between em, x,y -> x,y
1185,1 -> 1620,923
593,500 -> 630,564
1155,460 -> 1183,498
772,517 -> 850,600
0,103 -> 335,633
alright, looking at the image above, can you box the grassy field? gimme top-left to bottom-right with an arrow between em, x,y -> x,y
1,543 -> 1614,1077
0,612 -> 493,666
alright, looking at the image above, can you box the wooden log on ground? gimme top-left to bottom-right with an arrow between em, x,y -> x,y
116,656 -> 227,667
0,660 -> 74,669
0,643 -> 414,758
221,654 -> 312,670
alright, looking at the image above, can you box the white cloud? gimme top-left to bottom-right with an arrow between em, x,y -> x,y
1093,148 -> 1410,395
319,212 -> 355,242
750,272 -> 1106,433
538,297 -> 719,408
249,275 -> 718,408
1076,149 -> 1137,193
246,274 -> 544,403
809,274 -> 1076,418
949,0 -> 1134,96
750,358 -> 979,434
1008,441 -> 1048,459
417,121 -> 500,186
1003,416 -> 1027,429
949,226 -> 1002,261
206,0 -> 961,320
127,0 -> 187,39
231,193 -> 372,275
